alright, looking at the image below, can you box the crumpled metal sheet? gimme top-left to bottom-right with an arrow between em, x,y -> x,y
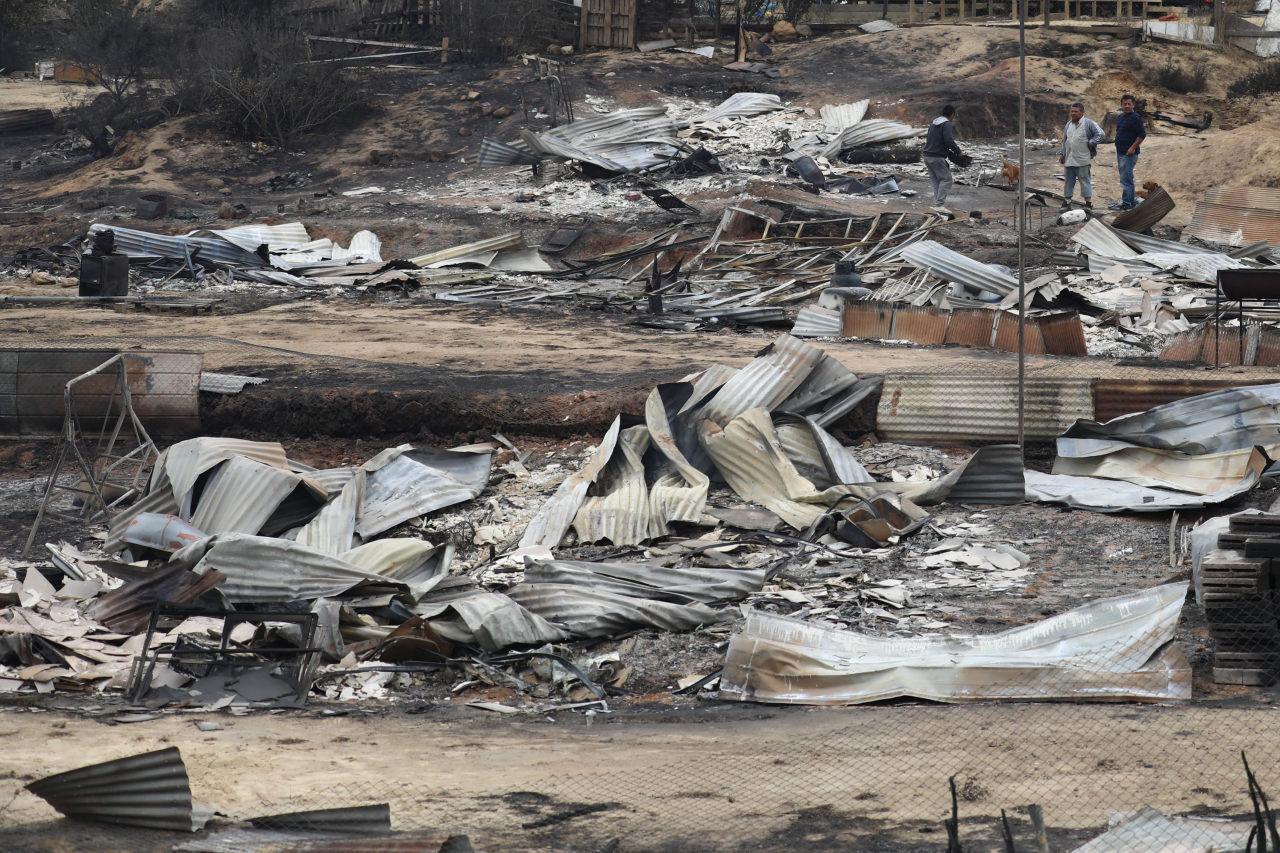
721,583 -> 1191,705
343,538 -> 453,596
699,334 -> 826,426
695,92 -> 784,123
523,558 -> 766,605
156,437 -> 290,510
416,589 -> 569,651
773,414 -> 871,488
1070,218 -> 1141,259
1186,185 -> 1280,247
644,383 -> 711,537
1052,444 -> 1266,495
189,455 -> 325,538
248,803 -> 391,834
820,119 -> 918,159
520,418 -> 622,549
1058,383 -> 1280,456
87,223 -> 266,268
900,240 -> 1018,296
573,424 -> 652,546
819,100 -> 870,134
508,583 -> 729,639
790,305 -> 842,338
181,534 -> 406,603
357,445 -> 492,538
1025,449 -> 1268,512
26,746 -> 208,832
295,469 -> 365,556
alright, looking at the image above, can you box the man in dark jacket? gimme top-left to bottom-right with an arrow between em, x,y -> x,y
922,104 -> 965,215
1110,94 -> 1146,211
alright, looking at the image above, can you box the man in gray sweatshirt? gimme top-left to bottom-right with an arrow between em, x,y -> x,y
1058,101 -> 1104,209
922,104 -> 965,215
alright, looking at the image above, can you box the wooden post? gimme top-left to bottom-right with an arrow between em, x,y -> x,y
1044,0 -> 1051,26
735,0 -> 746,62
908,0 -> 917,24
440,36 -> 448,64
1213,0 -> 1228,47
715,0 -> 722,40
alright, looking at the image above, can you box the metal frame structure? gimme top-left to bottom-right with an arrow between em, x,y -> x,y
520,57 -> 575,128
127,605 -> 322,704
1213,269 -> 1280,368
23,354 -> 157,556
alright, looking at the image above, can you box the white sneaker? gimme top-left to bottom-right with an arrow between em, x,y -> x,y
930,205 -> 953,217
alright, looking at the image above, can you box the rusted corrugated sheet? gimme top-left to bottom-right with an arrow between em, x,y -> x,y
889,306 -> 948,345
1113,186 -> 1175,232
1256,326 -> 1280,366
790,305 -> 842,338
1159,327 -> 1207,362
945,309 -> 995,348
1186,186 -> 1280,247
1038,312 -> 1088,356
1092,378 -> 1274,422
26,747 -> 205,832
841,303 -> 893,339
877,374 -> 1094,442
992,311 -> 1046,355
1199,326 -> 1251,366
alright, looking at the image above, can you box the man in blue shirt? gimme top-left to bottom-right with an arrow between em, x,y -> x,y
1110,94 -> 1146,211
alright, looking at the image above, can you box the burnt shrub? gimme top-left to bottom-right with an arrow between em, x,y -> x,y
1150,61 -> 1206,94
1228,61 -> 1280,99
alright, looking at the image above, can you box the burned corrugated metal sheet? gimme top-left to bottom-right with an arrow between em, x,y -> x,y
295,469 -> 364,556
88,223 -> 266,268
992,311 -> 1046,355
900,241 -> 1017,296
1038,312 -> 1088,356
1053,445 -> 1263,495
189,455 -> 323,537
889,306 -> 948,345
181,534 -> 405,602
0,108 -> 56,134
26,747 -> 207,832
416,589 -> 569,650
877,374 -> 1094,442
1112,186 -> 1175,232
507,584 -> 728,639
773,414 -> 871,487
1071,218 -> 1140,258
522,559 -> 765,605
698,335 -> 825,427
841,303 -> 893,339
944,444 -> 1025,505
519,418 -> 622,549
1186,186 -> 1280,247
1025,451 -> 1268,512
1092,378 -> 1269,422
477,136 -> 541,167
1060,382 -> 1280,455
820,119 -> 918,159
944,309 -> 995,348
1158,327 -> 1208,363
775,354 -> 858,416
644,384 -> 710,536
358,446 -> 491,538
89,564 -> 225,633
344,539 -> 453,595
696,92 -> 783,123
790,305 -> 842,338
818,100 -> 870,134
573,423 -> 651,546
720,584 -> 1190,705
408,233 -> 524,268
158,437 -> 289,508
207,223 -> 312,254
249,803 -> 391,834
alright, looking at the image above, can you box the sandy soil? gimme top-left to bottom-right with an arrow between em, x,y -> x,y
0,700 -> 1273,851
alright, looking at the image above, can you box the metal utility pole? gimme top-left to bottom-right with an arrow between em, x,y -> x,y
1017,0 -> 1028,451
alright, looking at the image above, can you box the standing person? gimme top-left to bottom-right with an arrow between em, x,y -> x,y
1059,101 -> 1104,210
922,104 -> 966,216
1110,94 -> 1146,211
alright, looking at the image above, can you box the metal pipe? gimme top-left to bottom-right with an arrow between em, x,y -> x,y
1017,0 -> 1028,452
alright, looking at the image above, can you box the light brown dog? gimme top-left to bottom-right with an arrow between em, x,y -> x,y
1001,160 -> 1021,185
